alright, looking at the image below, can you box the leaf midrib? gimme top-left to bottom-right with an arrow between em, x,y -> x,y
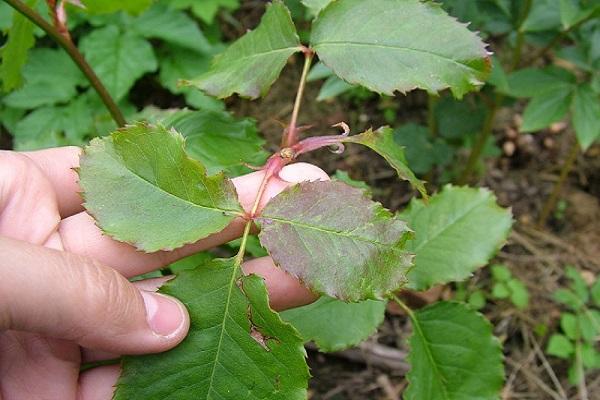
212,46 -> 302,70
260,215 -> 403,248
108,148 -> 243,217
409,314 -> 452,400
313,41 -> 482,72
411,194 -> 490,254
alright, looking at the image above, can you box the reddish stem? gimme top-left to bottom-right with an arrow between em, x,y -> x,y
282,52 -> 314,148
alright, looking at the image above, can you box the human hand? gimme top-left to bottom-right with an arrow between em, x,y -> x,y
0,147 -> 327,400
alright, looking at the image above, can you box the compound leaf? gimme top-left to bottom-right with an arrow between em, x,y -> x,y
258,181 -> 414,301
186,0 -> 302,99
310,0 -> 490,98
344,127 -> 427,199
281,296 -> 386,352
161,110 -> 269,176
0,0 -> 36,92
572,84 -> 600,149
400,185 -> 512,291
521,87 -> 573,133
115,258 -> 309,400
80,25 -> 157,101
79,123 -> 243,252
404,302 -> 504,400
3,48 -> 86,109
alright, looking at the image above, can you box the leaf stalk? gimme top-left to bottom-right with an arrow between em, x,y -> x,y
282,51 -> 314,147
537,141 -> 579,227
3,0 -> 126,127
457,99 -> 499,185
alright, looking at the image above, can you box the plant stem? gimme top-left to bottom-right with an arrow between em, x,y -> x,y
537,141 -> 579,226
457,99 -> 499,185
3,0 -> 126,127
392,295 -> 416,320
530,14 -> 596,65
235,162 -> 279,265
575,341 -> 589,400
282,52 -> 314,147
427,94 -> 438,137
510,0 -> 533,70
458,0 -> 535,184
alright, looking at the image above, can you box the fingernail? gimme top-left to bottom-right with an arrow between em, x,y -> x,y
140,291 -> 186,337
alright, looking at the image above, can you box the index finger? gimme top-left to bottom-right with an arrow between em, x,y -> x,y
22,146 -> 83,218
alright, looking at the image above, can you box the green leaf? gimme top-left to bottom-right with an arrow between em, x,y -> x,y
521,87 -> 573,132
301,0 -> 332,16
581,342 -> 600,369
559,0 -> 600,29
0,0 -> 37,92
491,264 -> 512,282
0,2 -> 13,30
572,84 -> 600,149
492,282 -> 510,299
487,56 -> 509,93
393,124 -> 453,175
503,67 -> 575,98
81,0 -> 152,14
167,251 -> 216,272
80,25 -> 157,101
281,297 -> 386,351
114,258 -> 309,399
333,170 -> 371,193
591,279 -> 600,307
317,76 -> 355,101
578,310 -> 600,342
161,109 -> 269,176
157,47 -> 224,112
565,265 -> 590,303
554,288 -> 584,310
434,95 -> 486,140
186,0 -> 302,99
11,95 -> 93,150
310,0 -> 491,98
401,185 -> 512,291
547,334 -> 575,358
170,0 -> 240,24
404,302 -> 504,400
258,181 -> 414,301
78,123 -> 244,252
522,0 -> 561,32
344,127 -> 427,199
507,279 -> 529,310
130,4 -> 212,53
561,312 -> 580,340
468,290 -> 487,310
3,48 -> 86,108
560,0 -> 581,29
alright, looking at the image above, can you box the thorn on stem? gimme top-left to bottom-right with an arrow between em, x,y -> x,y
332,122 -> 351,136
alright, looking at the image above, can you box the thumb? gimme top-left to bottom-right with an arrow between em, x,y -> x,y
0,236 -> 189,354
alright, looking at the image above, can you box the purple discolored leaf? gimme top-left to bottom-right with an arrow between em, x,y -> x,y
257,181 -> 414,301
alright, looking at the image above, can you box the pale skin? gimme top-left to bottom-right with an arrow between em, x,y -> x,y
0,146 -> 327,400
